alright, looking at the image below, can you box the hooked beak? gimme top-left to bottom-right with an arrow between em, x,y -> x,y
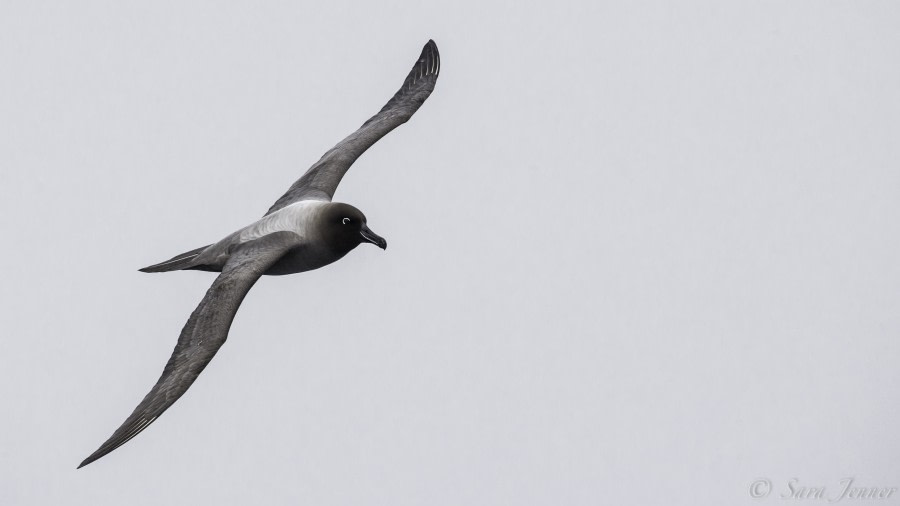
360,225 -> 387,250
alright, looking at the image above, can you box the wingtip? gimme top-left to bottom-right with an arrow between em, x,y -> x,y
424,39 -> 439,58
78,449 -> 104,469
417,40 -> 439,79
77,443 -> 114,469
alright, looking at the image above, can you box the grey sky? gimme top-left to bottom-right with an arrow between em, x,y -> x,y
1,1 -> 899,505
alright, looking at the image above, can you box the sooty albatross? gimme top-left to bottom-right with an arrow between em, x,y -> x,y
78,40 -> 439,468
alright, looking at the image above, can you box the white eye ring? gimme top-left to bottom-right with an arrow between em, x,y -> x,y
342,217 -> 350,225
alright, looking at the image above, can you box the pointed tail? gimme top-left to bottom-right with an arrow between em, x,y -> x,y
139,245 -> 210,273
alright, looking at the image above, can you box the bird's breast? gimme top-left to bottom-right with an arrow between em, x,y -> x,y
264,243 -> 347,275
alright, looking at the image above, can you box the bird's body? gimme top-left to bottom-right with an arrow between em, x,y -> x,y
157,201 -> 351,276
78,40 -> 439,468
248,201 -> 352,276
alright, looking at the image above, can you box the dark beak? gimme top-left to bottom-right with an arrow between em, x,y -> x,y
360,225 -> 387,250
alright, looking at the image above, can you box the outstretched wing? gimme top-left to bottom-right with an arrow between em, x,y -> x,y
265,39 -> 440,214
78,231 -> 302,468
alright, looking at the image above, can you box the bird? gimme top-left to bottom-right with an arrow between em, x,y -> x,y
78,40 -> 440,469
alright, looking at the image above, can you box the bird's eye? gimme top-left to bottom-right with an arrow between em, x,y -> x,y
342,217 -> 351,225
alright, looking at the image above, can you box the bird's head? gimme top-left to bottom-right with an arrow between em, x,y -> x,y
320,203 -> 387,254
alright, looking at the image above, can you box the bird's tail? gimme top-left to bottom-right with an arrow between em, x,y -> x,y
139,245 -> 211,273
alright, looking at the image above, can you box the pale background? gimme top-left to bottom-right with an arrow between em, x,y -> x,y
1,1 -> 898,505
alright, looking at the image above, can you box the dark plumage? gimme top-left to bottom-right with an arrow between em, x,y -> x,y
78,40 -> 439,469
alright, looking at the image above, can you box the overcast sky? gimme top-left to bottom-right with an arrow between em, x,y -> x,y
2,1 -> 899,505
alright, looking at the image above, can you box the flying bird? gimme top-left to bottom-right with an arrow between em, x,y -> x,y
78,40 -> 440,469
